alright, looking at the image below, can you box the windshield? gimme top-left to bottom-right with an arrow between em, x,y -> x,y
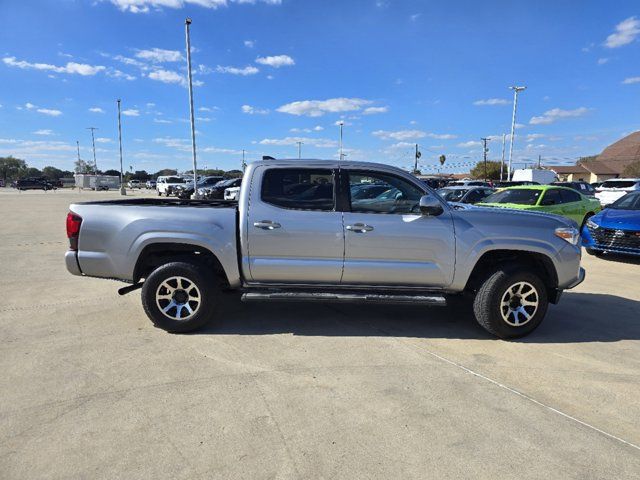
437,188 -> 466,202
600,180 -> 638,189
610,192 -> 640,210
166,177 -> 185,183
482,188 -> 542,205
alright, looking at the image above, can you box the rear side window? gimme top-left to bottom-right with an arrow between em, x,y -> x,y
261,168 -> 334,211
559,189 -> 581,203
601,180 -> 637,188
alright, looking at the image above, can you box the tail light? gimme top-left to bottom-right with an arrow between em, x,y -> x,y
66,212 -> 82,250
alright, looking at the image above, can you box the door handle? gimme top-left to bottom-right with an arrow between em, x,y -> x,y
346,223 -> 374,233
253,220 -> 281,230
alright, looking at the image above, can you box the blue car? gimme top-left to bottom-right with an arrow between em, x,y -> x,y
582,191 -> 640,256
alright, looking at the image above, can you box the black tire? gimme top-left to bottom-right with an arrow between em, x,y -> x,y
581,212 -> 595,230
473,267 -> 548,339
141,261 -> 220,333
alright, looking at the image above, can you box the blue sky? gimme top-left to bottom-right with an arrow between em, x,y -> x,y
1,0 -> 639,174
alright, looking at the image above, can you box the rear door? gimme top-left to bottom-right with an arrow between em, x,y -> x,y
246,166 -> 344,284
558,188 -> 585,223
341,169 -> 455,287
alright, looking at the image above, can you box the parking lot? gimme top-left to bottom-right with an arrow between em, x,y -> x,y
1,188 -> 639,479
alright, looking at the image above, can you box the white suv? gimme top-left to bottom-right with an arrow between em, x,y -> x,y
595,178 -> 640,205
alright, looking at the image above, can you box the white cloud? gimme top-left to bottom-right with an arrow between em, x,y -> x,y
25,102 -> 36,110
473,98 -> 510,106
215,65 -> 259,76
196,116 -> 211,122
255,54 -> 295,68
604,16 -> 640,48
154,118 -> 172,124
622,76 -> 640,84
457,140 -> 482,148
199,106 -> 213,112
259,137 -> 338,148
37,108 -> 62,116
526,133 -> 545,142
410,13 -> 421,21
107,69 -> 136,80
277,97 -> 373,117
597,57 -> 609,65
201,146 -> 244,155
244,40 -> 255,48
107,0 -> 282,13
372,129 -> 456,141
147,69 -> 203,87
33,129 -> 54,136
241,104 -> 269,114
290,126 -> 324,133
89,107 -> 105,113
362,106 -> 388,115
122,109 -> 140,116
95,137 -> 112,143
135,48 -> 183,62
3,56 -> 105,76
529,107 -> 590,125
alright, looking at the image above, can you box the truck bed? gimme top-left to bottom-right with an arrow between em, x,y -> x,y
75,198 -> 238,208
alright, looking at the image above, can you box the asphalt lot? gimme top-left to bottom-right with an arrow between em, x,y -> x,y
1,187 -> 639,479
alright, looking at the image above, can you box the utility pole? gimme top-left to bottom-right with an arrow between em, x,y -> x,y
86,127 -> 98,173
338,121 -> 344,161
538,154 -> 542,169
76,141 -> 81,162
414,144 -> 421,174
117,99 -> 126,195
507,85 -> 526,180
481,137 -> 489,182
185,18 -> 199,198
500,133 -> 506,181
296,141 -> 303,160
242,149 -> 246,172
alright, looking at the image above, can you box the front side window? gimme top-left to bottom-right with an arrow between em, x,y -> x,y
261,168 -> 334,211
348,171 -> 424,214
559,189 -> 581,203
482,189 -> 542,206
541,189 -> 563,205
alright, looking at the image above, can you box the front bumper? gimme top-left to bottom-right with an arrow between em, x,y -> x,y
582,224 -> 640,256
65,250 -> 82,276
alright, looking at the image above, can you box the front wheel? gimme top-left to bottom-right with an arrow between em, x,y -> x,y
473,268 -> 548,339
141,262 -> 220,333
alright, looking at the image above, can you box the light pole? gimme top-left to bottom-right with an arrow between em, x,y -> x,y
76,141 -> 81,162
499,133 -> 506,181
507,85 -> 526,180
481,137 -> 489,182
338,121 -> 344,161
242,149 -> 246,172
87,127 -> 98,173
296,141 -> 303,160
117,99 -> 126,195
185,18 -> 199,198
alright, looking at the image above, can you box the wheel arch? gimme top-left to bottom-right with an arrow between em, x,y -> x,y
133,242 -> 230,288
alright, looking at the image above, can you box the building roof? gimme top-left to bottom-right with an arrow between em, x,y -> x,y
548,165 -> 589,174
597,131 -> 640,163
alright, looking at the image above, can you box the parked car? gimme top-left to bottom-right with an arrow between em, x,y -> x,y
175,176 -> 226,199
493,180 -> 540,188
0,179 -> 5,187
595,178 -> 640,206
447,180 -> 491,187
551,181 -> 596,196
200,177 -> 242,199
156,176 -> 186,196
224,186 -> 240,201
582,191 -> 640,257
15,177 -> 56,191
146,180 -> 157,189
65,159 -> 585,339
128,179 -> 142,189
477,185 -> 601,226
437,186 -> 495,205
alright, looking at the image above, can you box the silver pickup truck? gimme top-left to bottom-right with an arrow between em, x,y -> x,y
65,159 -> 584,338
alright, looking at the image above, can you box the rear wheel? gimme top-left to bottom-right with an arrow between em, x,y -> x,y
141,262 -> 220,333
473,267 -> 548,339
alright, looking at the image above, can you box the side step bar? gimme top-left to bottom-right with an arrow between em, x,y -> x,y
241,291 -> 446,306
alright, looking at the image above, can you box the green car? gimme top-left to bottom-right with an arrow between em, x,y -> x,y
477,185 -> 601,226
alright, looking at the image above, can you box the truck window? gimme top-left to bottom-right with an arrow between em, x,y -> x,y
261,168 -> 335,211
348,171 -> 423,214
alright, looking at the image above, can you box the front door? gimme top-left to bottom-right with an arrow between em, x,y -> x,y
245,166 -> 345,284
341,170 -> 455,287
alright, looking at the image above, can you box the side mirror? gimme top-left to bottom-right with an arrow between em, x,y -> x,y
419,194 -> 444,216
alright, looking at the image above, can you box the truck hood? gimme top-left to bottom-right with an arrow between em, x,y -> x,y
453,204 -> 577,228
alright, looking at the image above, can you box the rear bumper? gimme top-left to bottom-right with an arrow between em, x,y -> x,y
65,250 -> 82,276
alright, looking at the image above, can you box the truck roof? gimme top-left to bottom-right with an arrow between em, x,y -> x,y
248,158 -> 410,173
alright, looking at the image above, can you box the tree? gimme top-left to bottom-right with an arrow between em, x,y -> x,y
153,169 -> 177,178
103,169 -> 121,177
622,160 -> 640,178
470,160 -> 502,180
24,167 -> 42,178
0,156 -> 27,181
74,159 -> 96,174
42,166 -> 64,179
225,169 -> 244,178
130,170 -> 150,180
